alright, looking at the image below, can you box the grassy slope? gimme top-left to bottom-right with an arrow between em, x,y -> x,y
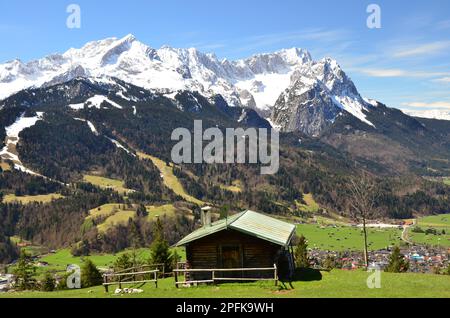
86,203 -> 182,233
97,210 -> 136,233
443,178 -> 450,186
408,214 -> 450,247
9,237 -> 49,257
86,203 -> 137,233
2,270 -> 449,298
219,180 -> 242,193
40,248 -> 184,269
146,204 -> 177,220
296,224 -> 403,251
137,152 -> 203,205
3,193 -> 64,204
83,175 -> 133,195
0,161 -> 11,171
408,232 -> 450,247
417,214 -> 450,227
296,193 -> 320,213
11,247 -> 187,278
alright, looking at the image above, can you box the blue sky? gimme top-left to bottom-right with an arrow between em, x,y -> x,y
0,0 -> 449,112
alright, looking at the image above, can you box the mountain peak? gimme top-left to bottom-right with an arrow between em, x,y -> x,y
121,33 -> 136,42
0,35 -> 369,121
277,47 -> 312,63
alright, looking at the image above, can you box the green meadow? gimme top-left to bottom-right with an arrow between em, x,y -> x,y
2,270 -> 449,298
296,224 -> 403,251
408,214 -> 450,247
84,203 -> 185,233
417,214 -> 450,228
82,175 -> 134,195
3,193 -> 65,204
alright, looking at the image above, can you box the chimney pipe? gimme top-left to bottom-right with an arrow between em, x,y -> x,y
201,206 -> 212,227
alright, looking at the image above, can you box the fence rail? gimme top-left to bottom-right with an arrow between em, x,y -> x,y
173,264 -> 278,287
103,264 -> 163,292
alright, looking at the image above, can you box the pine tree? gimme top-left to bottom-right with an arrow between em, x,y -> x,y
171,249 -> 181,270
294,235 -> 309,269
149,218 -> 173,272
41,272 -> 56,292
128,219 -> 143,248
113,253 -> 134,272
219,204 -> 230,219
385,246 -> 409,273
13,250 -> 36,290
136,204 -> 148,218
323,255 -> 336,271
81,259 -> 103,288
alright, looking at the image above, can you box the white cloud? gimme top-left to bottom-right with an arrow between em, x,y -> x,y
392,41 -> 450,58
359,68 -> 407,77
434,77 -> 450,83
355,68 -> 446,78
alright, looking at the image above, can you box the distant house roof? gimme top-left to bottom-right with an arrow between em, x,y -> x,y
176,210 -> 296,247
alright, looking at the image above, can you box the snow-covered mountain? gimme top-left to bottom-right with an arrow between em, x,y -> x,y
3,34 -> 429,136
270,57 -> 377,135
404,109 -> 450,121
0,34 -> 310,112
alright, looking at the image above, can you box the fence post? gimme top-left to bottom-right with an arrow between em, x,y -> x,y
155,270 -> 158,288
212,270 -> 215,285
175,270 -> 178,288
274,264 -> 278,287
103,274 -> 108,293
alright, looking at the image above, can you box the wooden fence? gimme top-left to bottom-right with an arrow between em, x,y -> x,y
173,264 -> 278,287
102,264 -> 164,292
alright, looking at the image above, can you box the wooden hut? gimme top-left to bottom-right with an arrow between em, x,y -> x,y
175,210 -> 296,283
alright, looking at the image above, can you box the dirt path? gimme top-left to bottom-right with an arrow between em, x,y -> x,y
401,219 -> 416,244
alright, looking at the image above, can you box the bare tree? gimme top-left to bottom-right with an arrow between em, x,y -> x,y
348,172 -> 378,267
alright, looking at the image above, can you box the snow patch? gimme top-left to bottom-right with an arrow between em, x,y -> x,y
4,112 -> 44,143
234,72 -> 293,111
106,137 -> 136,156
237,110 -> 247,123
116,91 -> 130,101
265,118 -> 282,131
0,112 -> 44,176
363,97 -> 379,107
333,96 -> 375,128
69,95 -> 123,110
74,118 -> 99,135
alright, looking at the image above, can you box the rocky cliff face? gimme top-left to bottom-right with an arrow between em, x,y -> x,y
271,58 -> 375,136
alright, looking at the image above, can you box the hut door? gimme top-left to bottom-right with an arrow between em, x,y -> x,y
220,245 -> 242,269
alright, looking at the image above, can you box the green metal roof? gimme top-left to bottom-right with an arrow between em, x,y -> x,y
176,210 -> 296,247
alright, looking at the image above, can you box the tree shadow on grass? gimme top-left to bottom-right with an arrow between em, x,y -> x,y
293,268 -> 323,282
278,268 -> 323,290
